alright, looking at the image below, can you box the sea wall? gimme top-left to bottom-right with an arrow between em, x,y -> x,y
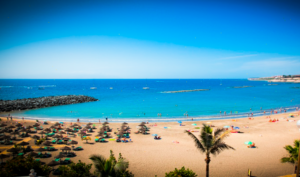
0,95 -> 98,112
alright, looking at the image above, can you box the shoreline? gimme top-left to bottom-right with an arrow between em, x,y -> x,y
1,104 -> 299,123
1,109 -> 299,124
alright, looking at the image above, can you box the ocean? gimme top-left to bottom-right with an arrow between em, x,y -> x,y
0,79 -> 299,122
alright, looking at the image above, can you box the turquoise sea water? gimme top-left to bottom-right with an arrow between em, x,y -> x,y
0,79 -> 299,122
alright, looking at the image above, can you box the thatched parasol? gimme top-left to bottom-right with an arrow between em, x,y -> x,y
32,123 -> 40,127
63,137 -> 70,141
52,135 -> 62,139
35,147 -> 47,152
2,135 -> 11,140
65,128 -> 74,132
85,125 -> 92,129
44,128 -> 51,132
55,154 -> 65,159
68,140 -> 78,145
7,148 -> 21,154
11,131 -> 19,137
32,135 -> 40,139
58,131 -> 66,135
54,122 -> 61,126
15,123 -> 23,127
50,125 -> 57,129
18,141 -> 29,147
26,151 -> 38,157
43,141 -> 52,146
47,160 -> 60,167
7,125 -> 16,129
26,125 -> 34,129
60,146 -> 71,151
0,123 -> 7,127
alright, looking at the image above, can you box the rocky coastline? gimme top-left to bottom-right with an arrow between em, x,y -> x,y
0,95 -> 98,112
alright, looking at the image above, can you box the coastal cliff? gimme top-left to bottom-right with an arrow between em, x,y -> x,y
0,95 -> 98,112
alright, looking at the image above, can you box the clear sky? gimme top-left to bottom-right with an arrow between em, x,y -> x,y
0,0 -> 299,79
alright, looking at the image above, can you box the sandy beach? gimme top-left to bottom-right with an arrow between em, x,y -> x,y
1,111 -> 300,177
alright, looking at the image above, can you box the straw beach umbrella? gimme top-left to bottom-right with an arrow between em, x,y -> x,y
0,123 -> 7,127
7,148 -> 21,156
35,147 -> 47,152
18,141 -> 29,147
26,151 -> 38,157
32,135 -> 40,140
11,131 -> 19,138
15,123 -> 23,127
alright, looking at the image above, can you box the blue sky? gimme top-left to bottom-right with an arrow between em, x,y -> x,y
0,0 -> 299,79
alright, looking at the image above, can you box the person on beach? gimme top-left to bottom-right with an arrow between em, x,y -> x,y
22,117 -> 24,121
99,120 -> 101,123
10,116 -> 12,121
77,118 -> 79,123
106,117 -> 108,121
7,116 -> 9,121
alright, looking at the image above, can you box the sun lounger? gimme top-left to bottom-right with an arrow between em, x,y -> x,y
48,147 -> 56,151
73,146 -> 83,151
51,139 -> 57,143
99,139 -> 107,143
57,140 -> 64,144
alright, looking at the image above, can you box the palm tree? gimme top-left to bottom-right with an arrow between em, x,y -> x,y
185,124 -> 235,177
90,150 -> 133,177
281,140 -> 300,173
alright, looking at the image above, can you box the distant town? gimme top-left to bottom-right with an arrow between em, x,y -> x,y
248,74 -> 300,83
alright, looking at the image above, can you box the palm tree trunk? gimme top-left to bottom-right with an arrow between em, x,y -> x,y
205,155 -> 211,177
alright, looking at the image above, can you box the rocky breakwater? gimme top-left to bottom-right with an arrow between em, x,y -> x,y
0,95 -> 98,112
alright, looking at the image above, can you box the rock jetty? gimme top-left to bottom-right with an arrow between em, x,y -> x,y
228,86 -> 254,89
0,95 -> 98,112
161,89 -> 210,93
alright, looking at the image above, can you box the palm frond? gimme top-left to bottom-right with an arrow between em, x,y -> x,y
114,158 -> 129,172
210,142 -> 235,155
89,155 -> 106,174
294,140 -> 300,148
281,157 -> 296,164
200,131 -> 213,149
213,128 -> 225,137
216,130 -> 231,140
185,130 -> 205,153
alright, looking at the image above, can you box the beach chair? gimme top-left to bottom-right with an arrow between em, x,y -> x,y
57,140 -> 64,144
35,159 -> 40,162
73,146 -> 83,151
62,158 -> 71,164
95,138 -> 99,142
51,139 -> 57,144
55,158 -> 60,162
48,146 -> 56,151
17,153 -> 24,156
